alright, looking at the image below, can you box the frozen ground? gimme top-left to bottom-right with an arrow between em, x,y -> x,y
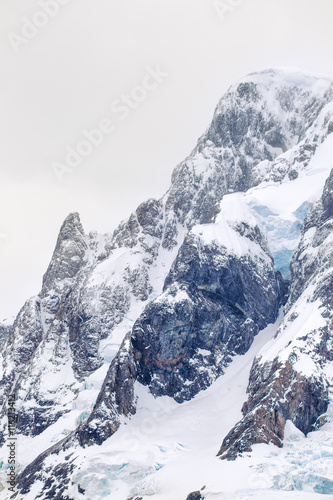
3,310 -> 331,500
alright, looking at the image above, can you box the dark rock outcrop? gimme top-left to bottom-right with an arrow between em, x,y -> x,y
79,333 -> 137,446
78,204 -> 285,445
3,71 -> 331,444
41,212 -> 88,296
131,226 -> 283,402
5,69 -> 333,499
186,490 -> 204,500
218,168 -> 333,459
218,359 -> 328,459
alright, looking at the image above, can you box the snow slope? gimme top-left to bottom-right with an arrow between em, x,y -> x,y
1,68 -> 333,499
6,312 -> 332,500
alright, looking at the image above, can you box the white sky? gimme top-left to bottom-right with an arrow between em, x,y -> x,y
1,0 -> 333,321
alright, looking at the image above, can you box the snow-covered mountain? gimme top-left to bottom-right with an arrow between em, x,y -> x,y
1,68 -> 333,499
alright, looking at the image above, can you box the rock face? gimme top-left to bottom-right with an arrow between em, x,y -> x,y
41,212 -> 88,295
168,69 -> 333,230
79,196 -> 285,445
186,490 -> 204,500
0,214 -> 93,441
218,167 -> 333,460
131,205 -> 284,403
0,324 -> 11,351
1,68 -> 333,499
78,333 -> 137,446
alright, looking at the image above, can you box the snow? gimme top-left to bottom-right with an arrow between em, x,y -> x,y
99,296 -> 148,362
283,420 -> 305,442
243,67 -> 332,92
192,193 -> 270,261
0,316 -> 14,326
293,352 -> 319,378
11,308 -> 332,500
29,315 -> 286,500
148,220 -> 186,297
190,131 -> 333,280
88,247 -> 134,287
257,298 -> 325,366
2,69 -> 333,499
155,286 -> 191,306
250,417 -> 333,495
245,133 -> 333,276
0,363 -> 109,483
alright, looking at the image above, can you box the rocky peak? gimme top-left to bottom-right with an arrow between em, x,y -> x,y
164,70 -> 333,234
41,212 -> 88,296
4,69 -> 333,499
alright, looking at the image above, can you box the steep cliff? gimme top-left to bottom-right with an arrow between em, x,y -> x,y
0,68 -> 333,499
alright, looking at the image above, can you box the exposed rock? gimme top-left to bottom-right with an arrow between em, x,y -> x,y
41,212 -> 88,297
218,168 -> 333,459
5,69 -> 333,499
186,490 -> 204,500
17,433 -> 77,499
131,224 -> 283,402
79,333 -> 137,446
218,359 -> 328,459
0,323 -> 11,351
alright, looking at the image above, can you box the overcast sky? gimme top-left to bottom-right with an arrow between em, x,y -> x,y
1,0 -> 333,321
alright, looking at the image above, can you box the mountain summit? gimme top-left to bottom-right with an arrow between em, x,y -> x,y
1,69 -> 333,499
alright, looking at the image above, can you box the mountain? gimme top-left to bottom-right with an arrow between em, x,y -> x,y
218,165 -> 333,460
1,68 -> 333,499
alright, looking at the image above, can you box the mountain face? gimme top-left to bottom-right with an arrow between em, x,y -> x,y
218,167 -> 333,459
1,68 -> 333,499
0,324 -> 11,352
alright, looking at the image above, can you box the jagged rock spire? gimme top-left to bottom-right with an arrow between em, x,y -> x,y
41,212 -> 88,295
